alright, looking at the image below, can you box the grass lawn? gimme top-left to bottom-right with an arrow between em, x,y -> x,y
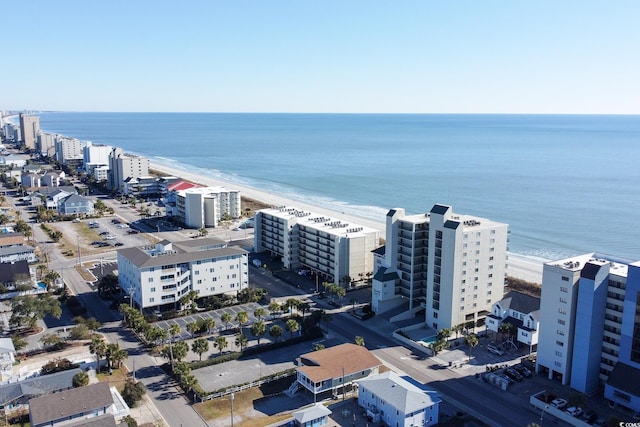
96,366 -> 129,393
194,377 -> 292,427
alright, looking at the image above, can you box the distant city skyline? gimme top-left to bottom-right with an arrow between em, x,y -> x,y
3,1 -> 639,114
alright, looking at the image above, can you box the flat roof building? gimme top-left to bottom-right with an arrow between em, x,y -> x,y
373,204 -> 509,331
255,206 -> 380,284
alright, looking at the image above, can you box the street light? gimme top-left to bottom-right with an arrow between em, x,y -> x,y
230,392 -> 235,427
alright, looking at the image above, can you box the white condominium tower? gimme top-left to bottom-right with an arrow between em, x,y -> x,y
19,114 -> 40,150
372,204 -> 509,331
254,206 -> 380,285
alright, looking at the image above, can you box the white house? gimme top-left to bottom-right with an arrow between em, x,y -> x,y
0,338 -> 15,382
357,371 -> 441,427
486,290 -> 540,352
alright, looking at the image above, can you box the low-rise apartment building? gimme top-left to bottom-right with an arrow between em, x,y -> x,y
117,238 -> 248,310
486,290 -> 540,353
254,206 -> 379,284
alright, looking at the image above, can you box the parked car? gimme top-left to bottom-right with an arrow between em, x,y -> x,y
114,242 -> 124,247
111,219 -> 121,224
104,234 -> 116,240
514,365 -> 532,377
566,406 -> 583,417
497,373 -> 513,385
551,398 -> 567,409
505,368 -> 523,382
128,229 -> 140,234
487,344 -> 505,356
99,231 -> 109,236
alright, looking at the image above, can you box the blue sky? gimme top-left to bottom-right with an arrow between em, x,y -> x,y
3,1 -> 639,113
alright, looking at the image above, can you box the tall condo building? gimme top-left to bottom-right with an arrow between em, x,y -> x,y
372,204 -> 509,330
54,136 -> 83,166
83,141 -> 112,174
536,254 -> 640,415
254,207 -> 379,285
172,186 -> 241,229
19,114 -> 40,149
117,238 -> 248,310
108,147 -> 149,193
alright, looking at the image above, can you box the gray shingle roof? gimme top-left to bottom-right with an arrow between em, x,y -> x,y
0,245 -> 34,256
0,368 -> 82,406
0,260 -> 30,282
117,239 -> 247,268
606,362 -> 640,397
373,266 -> 399,282
500,291 -> 540,314
357,371 -> 441,413
430,204 -> 450,215
29,382 -> 113,426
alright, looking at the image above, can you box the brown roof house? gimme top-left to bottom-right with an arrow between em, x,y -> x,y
292,343 -> 382,402
28,382 -> 128,427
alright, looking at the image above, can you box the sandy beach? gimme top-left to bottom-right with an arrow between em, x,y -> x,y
149,160 -> 545,284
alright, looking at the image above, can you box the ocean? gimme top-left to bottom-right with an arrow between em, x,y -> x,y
33,112 -> 640,261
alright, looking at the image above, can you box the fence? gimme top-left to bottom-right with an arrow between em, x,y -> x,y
195,370 -> 296,402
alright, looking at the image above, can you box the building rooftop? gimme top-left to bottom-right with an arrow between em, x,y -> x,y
29,382 -> 113,426
297,343 -> 381,383
357,371 -> 441,413
117,238 -> 247,268
499,291 -> 540,315
260,206 -> 379,237
0,368 -> 82,406
607,362 -> 640,398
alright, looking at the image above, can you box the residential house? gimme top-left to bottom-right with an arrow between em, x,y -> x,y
20,173 -> 41,189
0,233 -> 26,248
291,404 -> 332,427
0,245 -> 36,264
486,290 -> 540,352
0,260 -> 35,290
41,170 -> 65,187
58,194 -> 95,216
295,343 -> 381,401
357,371 -> 441,427
28,382 -> 124,427
0,368 -> 82,419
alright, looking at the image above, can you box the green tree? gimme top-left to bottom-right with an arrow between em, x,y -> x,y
122,415 -> 138,427
465,333 -> 479,361
204,318 -> 216,335
354,335 -> 365,346
106,343 -> 127,369
186,321 -> 199,338
11,335 -> 27,352
251,320 -> 266,345
220,312 -> 232,330
40,333 -> 63,350
285,319 -> 299,339
268,301 -> 281,319
453,323 -> 465,339
162,340 -> 188,362
90,336 -> 108,371
191,338 -> 209,361
97,274 -> 120,298
214,336 -> 228,354
235,311 -> 249,335
313,343 -> 325,351
269,324 -> 283,342
10,294 -> 61,330
235,334 -> 248,352
68,324 -> 91,340
253,307 -> 266,321
122,378 -> 146,408
72,371 -> 89,387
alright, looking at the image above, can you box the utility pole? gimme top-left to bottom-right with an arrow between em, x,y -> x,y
230,392 -> 235,427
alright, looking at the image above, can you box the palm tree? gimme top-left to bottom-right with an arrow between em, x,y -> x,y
186,321 -> 199,338
36,264 -> 47,281
235,311 -> 249,335
285,319 -> 299,339
269,324 -> 283,342
298,302 -> 310,319
253,307 -> 266,321
465,333 -> 479,361
106,343 -> 127,369
204,318 -> 216,335
354,336 -> 365,346
235,334 -> 248,352
268,301 -> 281,319
251,321 -> 266,345
453,324 -> 465,339
221,312 -> 232,331
167,323 -> 181,369
214,336 -> 228,354
90,336 -> 107,371
191,338 -> 209,361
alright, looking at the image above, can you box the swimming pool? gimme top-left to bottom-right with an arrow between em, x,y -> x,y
37,282 -> 47,290
420,335 -> 438,345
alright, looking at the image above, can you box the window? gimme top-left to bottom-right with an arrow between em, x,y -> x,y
209,268 -> 215,273
197,280 -> 202,284
555,350 -> 563,357
557,329 -> 565,336
149,297 -> 154,302
148,278 -> 154,282
559,297 -> 567,304
558,308 -> 566,314
561,276 -> 569,282
195,270 -> 200,275
554,361 -> 562,368
460,297 -> 465,302
150,287 -> 156,292
558,319 -> 565,325
560,286 -> 568,293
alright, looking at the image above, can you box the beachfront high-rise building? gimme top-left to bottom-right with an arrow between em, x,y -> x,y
254,207 -> 380,285
54,136 -> 83,166
372,204 -> 509,331
83,141 -> 112,175
108,147 -> 149,193
536,254 -> 640,414
36,132 -> 56,157
19,114 -> 40,149
117,237 -> 248,310
172,186 -> 241,229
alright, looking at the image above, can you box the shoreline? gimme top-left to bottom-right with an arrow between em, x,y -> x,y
148,160 -> 546,284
